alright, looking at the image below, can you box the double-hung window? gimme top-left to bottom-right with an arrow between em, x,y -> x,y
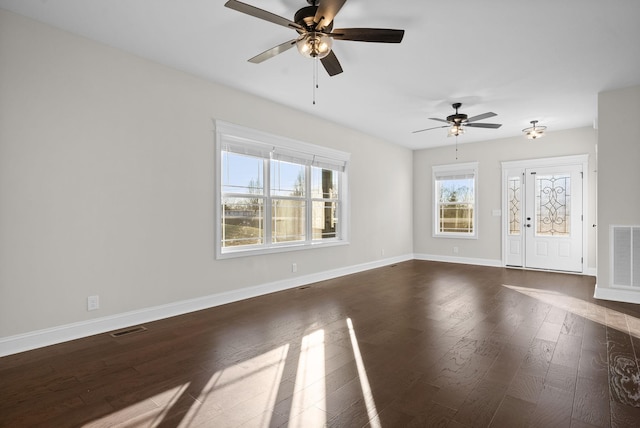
216,121 -> 349,258
433,162 -> 478,238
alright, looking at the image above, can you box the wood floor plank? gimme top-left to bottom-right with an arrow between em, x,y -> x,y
545,362 -> 578,393
528,384 -> 574,427
489,395 -> 536,428
519,338 -> 556,378
572,375 -> 611,428
453,378 -> 508,427
506,372 -> 544,403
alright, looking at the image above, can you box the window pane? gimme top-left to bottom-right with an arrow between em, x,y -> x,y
271,160 -> 305,197
272,199 -> 306,243
222,152 -> 263,195
438,178 -> 474,203
439,203 -> 474,233
221,197 -> 264,247
313,201 -> 337,239
311,167 -> 338,199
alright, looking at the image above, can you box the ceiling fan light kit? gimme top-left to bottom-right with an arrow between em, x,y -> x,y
522,120 -> 547,139
447,125 -> 465,137
296,32 -> 333,58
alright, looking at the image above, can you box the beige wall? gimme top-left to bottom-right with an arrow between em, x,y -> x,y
413,127 -> 598,270
0,10 -> 413,339
595,85 -> 640,302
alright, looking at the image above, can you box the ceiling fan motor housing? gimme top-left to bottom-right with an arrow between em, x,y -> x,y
447,113 -> 467,123
294,6 -> 333,33
446,102 -> 467,123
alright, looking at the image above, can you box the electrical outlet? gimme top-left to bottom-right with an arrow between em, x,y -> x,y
381,248 -> 385,257
292,263 -> 297,273
87,295 -> 99,311
453,246 -> 459,254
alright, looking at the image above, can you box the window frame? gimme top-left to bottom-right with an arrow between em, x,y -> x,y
215,120 -> 350,259
432,162 -> 479,239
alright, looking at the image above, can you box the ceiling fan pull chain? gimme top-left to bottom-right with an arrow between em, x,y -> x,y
313,56 -> 318,105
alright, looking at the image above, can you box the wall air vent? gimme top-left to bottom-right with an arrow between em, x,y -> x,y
611,226 -> 640,288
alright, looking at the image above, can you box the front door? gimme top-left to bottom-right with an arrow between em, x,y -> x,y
503,156 -> 585,273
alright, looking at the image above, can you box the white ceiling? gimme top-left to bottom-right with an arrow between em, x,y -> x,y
2,0 -> 639,149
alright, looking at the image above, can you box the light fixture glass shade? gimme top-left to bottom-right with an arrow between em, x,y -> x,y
296,32 -> 333,59
447,125 -> 465,137
522,120 -> 547,139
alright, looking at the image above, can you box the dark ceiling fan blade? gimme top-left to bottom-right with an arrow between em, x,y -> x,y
314,0 -> 347,30
248,39 -> 297,63
320,51 -> 343,76
466,112 -> 497,123
225,0 -> 302,30
330,28 -> 405,43
465,123 -> 502,129
412,125 -> 448,133
428,117 -> 450,124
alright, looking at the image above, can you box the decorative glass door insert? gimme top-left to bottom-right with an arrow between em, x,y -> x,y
535,173 -> 571,236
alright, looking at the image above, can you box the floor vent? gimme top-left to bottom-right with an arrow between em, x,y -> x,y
611,225 -> 640,288
110,326 -> 147,338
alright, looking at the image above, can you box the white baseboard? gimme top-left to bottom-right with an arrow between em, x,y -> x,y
593,284 -> 640,304
0,254 -> 412,357
414,254 -> 597,278
413,253 -> 503,268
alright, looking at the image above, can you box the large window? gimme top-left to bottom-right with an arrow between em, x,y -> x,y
433,162 -> 478,238
216,121 -> 349,258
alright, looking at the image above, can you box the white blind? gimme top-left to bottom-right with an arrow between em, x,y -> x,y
217,121 -> 348,171
312,155 -> 346,172
435,172 -> 474,180
433,162 -> 478,180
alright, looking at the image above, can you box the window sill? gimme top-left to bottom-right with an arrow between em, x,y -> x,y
432,234 -> 478,240
216,239 -> 349,260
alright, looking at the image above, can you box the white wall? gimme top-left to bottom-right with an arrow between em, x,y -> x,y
0,10 -> 413,345
595,85 -> 640,303
413,127 -> 597,270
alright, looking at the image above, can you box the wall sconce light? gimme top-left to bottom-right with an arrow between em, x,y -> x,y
522,120 -> 547,139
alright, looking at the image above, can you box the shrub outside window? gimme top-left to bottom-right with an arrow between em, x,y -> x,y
433,162 -> 478,239
216,121 -> 349,258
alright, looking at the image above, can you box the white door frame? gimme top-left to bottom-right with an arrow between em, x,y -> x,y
501,154 -> 589,273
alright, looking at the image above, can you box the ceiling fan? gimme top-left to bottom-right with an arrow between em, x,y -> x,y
413,103 -> 502,137
224,0 -> 405,76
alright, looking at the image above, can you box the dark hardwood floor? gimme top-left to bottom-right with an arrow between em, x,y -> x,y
2,261 -> 640,427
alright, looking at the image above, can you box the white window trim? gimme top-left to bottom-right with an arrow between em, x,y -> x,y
214,120 -> 350,259
432,161 -> 479,239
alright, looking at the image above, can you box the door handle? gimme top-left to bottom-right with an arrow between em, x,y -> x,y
526,224 -> 531,227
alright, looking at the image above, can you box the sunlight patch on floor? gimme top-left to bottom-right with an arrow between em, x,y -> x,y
347,318 -> 381,428
181,344 -> 290,426
503,284 -> 640,338
84,383 -> 191,427
289,329 -> 326,427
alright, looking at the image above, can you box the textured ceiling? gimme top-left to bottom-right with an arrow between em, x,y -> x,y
2,0 -> 639,149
